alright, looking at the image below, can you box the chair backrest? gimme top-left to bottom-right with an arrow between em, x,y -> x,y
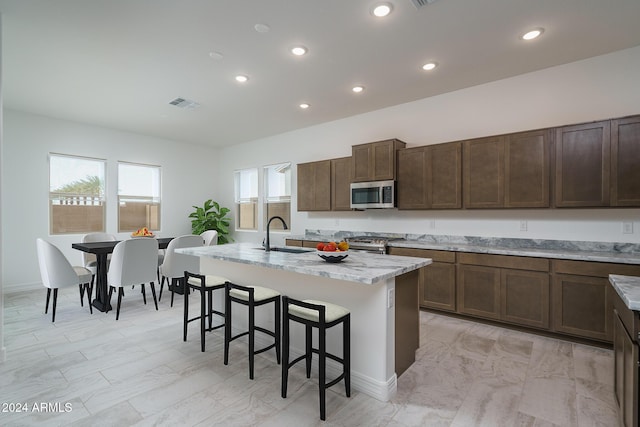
200,230 -> 219,246
107,238 -> 159,287
161,235 -> 204,278
81,232 -> 117,267
36,238 -> 81,289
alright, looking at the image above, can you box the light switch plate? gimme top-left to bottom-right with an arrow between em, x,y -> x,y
520,221 -> 528,232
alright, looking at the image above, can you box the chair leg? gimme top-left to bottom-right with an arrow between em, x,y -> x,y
224,290 -> 231,366
281,300 -> 290,398
141,284 -> 147,305
170,278 -> 176,308
305,324 -> 313,378
52,288 -> 58,323
85,283 -> 93,314
319,324 -> 327,421
248,302 -> 255,380
107,286 -> 114,313
79,283 -> 84,306
159,276 -> 165,301
183,283 -> 189,342
275,297 -> 281,364
116,288 -> 123,320
207,289 -> 213,330
150,282 -> 159,310
344,316 -> 351,396
200,287 -> 206,352
45,288 -> 52,314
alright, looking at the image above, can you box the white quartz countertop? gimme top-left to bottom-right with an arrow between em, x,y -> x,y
176,243 -> 432,285
609,275 -> 640,310
388,241 -> 640,265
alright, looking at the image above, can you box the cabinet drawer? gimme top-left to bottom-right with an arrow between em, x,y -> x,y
458,252 -> 549,272
388,247 -> 455,263
553,260 -> 640,277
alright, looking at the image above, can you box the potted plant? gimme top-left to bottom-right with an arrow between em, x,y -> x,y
188,199 -> 233,244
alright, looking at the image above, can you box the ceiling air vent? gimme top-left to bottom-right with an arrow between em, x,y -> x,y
168,97 -> 201,110
409,0 -> 439,9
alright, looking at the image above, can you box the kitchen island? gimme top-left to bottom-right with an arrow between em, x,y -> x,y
176,243 -> 432,401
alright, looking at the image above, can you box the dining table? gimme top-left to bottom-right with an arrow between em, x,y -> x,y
72,237 -> 173,312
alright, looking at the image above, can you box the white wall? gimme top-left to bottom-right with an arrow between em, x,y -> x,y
219,46 -> 640,247
1,110 -> 220,291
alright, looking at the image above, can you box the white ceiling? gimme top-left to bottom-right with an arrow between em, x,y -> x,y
2,0 -> 640,148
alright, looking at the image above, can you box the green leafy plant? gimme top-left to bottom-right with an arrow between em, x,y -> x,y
188,199 -> 233,244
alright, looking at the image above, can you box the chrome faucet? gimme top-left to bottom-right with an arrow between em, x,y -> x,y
265,216 -> 288,252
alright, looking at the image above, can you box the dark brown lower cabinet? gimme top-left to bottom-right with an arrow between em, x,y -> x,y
457,264 -> 501,320
501,269 -> 550,329
613,287 -> 639,427
388,247 -> 456,312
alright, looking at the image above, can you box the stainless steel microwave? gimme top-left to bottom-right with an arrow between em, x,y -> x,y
350,180 -> 396,209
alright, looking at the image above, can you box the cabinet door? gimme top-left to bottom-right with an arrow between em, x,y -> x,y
331,157 -> 353,211
501,269 -> 549,329
505,130 -> 550,208
352,144 -> 372,182
422,262 -> 456,312
297,160 -> 331,211
457,264 -> 501,320
552,274 -> 612,342
429,142 -> 462,209
372,140 -> 396,181
611,116 -> 640,206
554,121 -> 611,207
463,136 -> 505,208
397,147 -> 428,209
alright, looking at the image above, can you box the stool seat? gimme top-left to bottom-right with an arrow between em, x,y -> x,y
187,274 -> 227,288
229,285 -> 280,302
289,299 -> 349,323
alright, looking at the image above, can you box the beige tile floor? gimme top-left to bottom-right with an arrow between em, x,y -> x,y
0,287 -> 618,426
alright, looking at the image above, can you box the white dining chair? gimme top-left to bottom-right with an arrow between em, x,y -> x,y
36,238 -> 93,322
200,230 -> 219,246
81,232 -> 116,301
159,235 -> 204,307
107,237 -> 159,320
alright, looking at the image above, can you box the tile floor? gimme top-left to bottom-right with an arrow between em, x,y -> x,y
0,287 -> 618,426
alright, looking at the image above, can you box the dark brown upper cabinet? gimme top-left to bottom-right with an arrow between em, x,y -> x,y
297,160 -> 331,211
554,120 -> 611,207
464,130 -> 550,209
611,115 -> 640,206
397,141 -> 462,210
352,139 -> 406,182
331,157 -> 353,211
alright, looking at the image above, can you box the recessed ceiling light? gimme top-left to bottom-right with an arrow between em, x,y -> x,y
371,2 -> 393,17
352,85 -> 365,93
299,103 -> 310,109
521,28 -> 544,41
291,46 -> 308,56
235,75 -> 249,83
422,62 -> 438,71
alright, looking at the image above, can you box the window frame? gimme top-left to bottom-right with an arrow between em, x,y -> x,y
117,161 -> 162,233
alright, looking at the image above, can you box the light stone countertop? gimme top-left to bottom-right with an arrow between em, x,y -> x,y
609,275 -> 640,311
176,243 -> 432,285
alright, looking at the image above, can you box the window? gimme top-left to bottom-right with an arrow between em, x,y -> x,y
263,162 -> 291,231
49,153 -> 106,234
234,168 -> 258,230
118,162 -> 161,232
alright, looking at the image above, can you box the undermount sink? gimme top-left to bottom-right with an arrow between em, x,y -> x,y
253,247 -> 312,254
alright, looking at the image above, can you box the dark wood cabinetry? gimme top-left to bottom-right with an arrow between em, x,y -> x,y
612,115 -> 640,206
554,120 -> 611,207
464,130 -> 550,208
397,141 -> 462,210
331,157 -> 352,211
457,253 -> 550,328
352,139 -> 405,182
297,160 -> 331,211
388,247 -> 456,312
612,288 -> 639,427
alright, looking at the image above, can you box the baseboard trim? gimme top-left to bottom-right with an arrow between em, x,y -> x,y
3,281 -> 41,295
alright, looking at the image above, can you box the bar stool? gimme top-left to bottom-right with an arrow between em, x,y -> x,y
224,281 -> 281,379
184,271 -> 227,352
281,296 -> 351,421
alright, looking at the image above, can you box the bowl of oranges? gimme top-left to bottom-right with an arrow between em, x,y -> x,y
316,240 -> 349,263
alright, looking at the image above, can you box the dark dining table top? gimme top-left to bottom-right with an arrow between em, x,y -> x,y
72,237 -> 174,254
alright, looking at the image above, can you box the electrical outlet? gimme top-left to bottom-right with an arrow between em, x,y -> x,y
623,222 -> 634,234
387,289 -> 395,308
520,221 -> 528,232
